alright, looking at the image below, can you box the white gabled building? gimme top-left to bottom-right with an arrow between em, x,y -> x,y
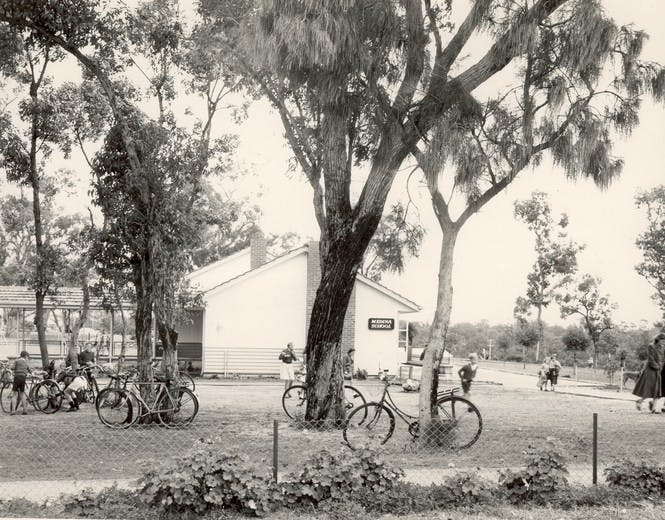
177,233 -> 421,377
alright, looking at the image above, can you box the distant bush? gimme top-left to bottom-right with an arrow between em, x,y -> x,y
605,460 -> 665,496
354,368 -> 368,380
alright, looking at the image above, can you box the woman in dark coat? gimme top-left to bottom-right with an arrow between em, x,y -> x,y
633,333 -> 665,412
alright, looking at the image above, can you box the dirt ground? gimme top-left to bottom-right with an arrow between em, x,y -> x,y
0,377 -> 662,486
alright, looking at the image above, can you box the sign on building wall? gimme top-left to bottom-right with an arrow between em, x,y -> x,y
368,318 -> 395,330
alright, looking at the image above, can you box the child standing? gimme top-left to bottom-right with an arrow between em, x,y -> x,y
458,353 -> 479,399
10,350 -> 31,415
538,358 -> 550,391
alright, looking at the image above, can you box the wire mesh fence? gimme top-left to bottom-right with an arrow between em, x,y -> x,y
0,377 -> 663,501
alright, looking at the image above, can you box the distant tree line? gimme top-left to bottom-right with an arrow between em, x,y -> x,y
410,319 -> 655,373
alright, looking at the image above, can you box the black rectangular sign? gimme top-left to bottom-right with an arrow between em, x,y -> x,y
368,318 -> 395,330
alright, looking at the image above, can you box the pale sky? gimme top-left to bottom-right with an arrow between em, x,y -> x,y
226,0 -> 665,328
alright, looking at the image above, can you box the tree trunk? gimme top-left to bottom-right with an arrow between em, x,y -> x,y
305,232 -> 372,423
156,319 -> 179,382
536,303 -> 543,362
30,91 -> 49,368
419,225 -> 459,429
33,291 -> 49,368
113,287 -> 129,360
133,257 -> 154,385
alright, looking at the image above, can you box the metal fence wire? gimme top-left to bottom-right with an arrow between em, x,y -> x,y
0,378 -> 663,501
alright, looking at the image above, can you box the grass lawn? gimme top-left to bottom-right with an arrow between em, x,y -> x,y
0,379 -> 663,485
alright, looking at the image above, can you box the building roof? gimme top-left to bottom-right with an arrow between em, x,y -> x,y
0,286 -> 118,311
355,274 -> 421,313
195,244 -> 421,313
201,246 -> 307,296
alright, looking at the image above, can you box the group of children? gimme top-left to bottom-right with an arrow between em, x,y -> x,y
7,350 -> 96,415
537,354 -> 562,391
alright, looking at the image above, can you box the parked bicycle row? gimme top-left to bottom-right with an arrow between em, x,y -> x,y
281,377 -> 483,451
1,353 -> 198,428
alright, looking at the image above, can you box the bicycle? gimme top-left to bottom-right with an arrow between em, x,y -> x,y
0,360 -> 12,386
343,377 -> 482,451
0,370 -> 63,414
282,382 -> 366,420
96,373 -> 198,429
103,360 -> 195,392
76,364 -> 101,403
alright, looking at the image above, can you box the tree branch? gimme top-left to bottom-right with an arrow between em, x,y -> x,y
391,0 -> 425,118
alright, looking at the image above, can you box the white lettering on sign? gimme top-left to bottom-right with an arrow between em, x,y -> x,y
368,318 -> 395,330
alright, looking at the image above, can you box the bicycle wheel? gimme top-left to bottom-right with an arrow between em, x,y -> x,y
178,372 -> 195,391
430,396 -> 482,450
343,403 -> 395,450
28,382 -> 40,411
80,377 -> 99,404
282,384 -> 307,420
0,384 -> 13,413
157,387 -> 198,427
343,385 -> 366,416
33,380 -> 63,414
96,388 -> 133,429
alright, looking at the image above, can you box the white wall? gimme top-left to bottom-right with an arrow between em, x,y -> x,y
354,282 -> 411,376
188,249 -> 251,292
203,253 -> 308,374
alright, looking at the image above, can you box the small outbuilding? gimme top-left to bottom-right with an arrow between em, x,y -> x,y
180,233 -> 421,377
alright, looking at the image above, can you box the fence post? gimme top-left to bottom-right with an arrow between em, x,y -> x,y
592,413 -> 598,485
273,419 -> 279,482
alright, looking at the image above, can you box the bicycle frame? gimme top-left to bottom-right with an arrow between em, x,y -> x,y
372,380 -> 462,426
373,381 -> 417,426
125,380 -> 170,418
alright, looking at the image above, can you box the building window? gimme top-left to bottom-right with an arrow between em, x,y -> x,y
398,320 -> 408,350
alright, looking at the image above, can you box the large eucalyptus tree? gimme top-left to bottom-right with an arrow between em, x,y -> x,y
229,0 -> 665,422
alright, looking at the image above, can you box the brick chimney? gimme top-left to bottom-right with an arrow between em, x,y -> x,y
250,230 -> 267,269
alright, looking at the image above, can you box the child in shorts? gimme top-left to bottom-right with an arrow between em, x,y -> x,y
458,353 -> 479,399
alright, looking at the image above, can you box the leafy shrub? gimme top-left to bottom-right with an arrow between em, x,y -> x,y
551,484 -> 642,509
61,485 -> 152,519
0,498 -> 47,519
139,449 -> 279,517
351,472 -> 493,514
499,442 -> 569,504
351,481 -> 435,514
316,498 -> 368,519
280,448 -> 404,507
433,471 -> 495,506
605,460 -> 665,496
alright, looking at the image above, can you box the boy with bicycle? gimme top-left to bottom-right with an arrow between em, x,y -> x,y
10,350 -> 31,415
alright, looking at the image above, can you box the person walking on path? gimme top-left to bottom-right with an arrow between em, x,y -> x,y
10,350 -> 31,415
633,333 -> 665,412
548,354 -> 562,391
538,358 -> 549,391
458,353 -> 479,399
279,342 -> 298,397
